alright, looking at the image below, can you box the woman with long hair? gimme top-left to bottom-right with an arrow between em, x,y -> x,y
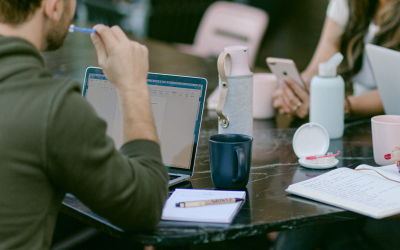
273,0 -> 400,118
273,1 -> 400,249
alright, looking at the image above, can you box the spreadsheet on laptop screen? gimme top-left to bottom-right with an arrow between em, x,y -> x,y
85,73 -> 203,170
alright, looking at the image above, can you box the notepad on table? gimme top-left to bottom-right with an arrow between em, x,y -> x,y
161,189 -> 246,223
286,164 -> 400,219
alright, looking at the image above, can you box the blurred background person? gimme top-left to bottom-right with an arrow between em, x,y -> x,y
273,0 -> 400,118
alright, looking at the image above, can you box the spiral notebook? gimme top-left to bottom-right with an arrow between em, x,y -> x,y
161,189 -> 246,223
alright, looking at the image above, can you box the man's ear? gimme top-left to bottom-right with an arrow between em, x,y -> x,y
43,0 -> 64,22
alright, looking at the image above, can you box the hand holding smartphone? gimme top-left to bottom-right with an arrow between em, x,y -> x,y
266,57 -> 306,90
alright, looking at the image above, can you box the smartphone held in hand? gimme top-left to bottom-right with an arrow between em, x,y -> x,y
266,57 -> 305,90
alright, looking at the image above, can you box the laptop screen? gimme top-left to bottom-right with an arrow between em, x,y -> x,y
83,68 -> 207,172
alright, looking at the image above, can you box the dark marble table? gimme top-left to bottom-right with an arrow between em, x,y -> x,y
60,116 -> 375,247
42,28 -> 376,247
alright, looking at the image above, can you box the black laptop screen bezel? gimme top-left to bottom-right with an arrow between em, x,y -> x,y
83,67 -> 207,177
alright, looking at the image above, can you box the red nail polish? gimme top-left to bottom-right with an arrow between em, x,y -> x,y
385,154 -> 392,160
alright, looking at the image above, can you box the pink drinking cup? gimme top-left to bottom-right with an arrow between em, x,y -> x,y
253,73 -> 278,119
371,115 -> 400,165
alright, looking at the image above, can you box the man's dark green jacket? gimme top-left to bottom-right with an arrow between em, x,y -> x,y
0,36 -> 169,249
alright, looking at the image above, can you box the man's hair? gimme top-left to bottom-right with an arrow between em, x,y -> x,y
0,0 -> 43,25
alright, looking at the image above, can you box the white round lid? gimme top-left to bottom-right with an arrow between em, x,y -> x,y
292,123 -> 330,158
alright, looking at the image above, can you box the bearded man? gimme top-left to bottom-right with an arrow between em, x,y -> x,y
0,0 -> 169,249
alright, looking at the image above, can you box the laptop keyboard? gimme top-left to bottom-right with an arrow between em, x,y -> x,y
169,175 -> 180,181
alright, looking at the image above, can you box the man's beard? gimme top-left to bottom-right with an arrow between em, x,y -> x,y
44,5 -> 72,51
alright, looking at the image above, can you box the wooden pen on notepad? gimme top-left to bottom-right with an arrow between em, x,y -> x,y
176,198 -> 244,208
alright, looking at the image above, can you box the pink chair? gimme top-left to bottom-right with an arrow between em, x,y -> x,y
178,1 -> 269,68
177,1 -> 269,110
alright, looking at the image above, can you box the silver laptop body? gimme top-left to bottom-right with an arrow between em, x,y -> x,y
83,68 -> 207,186
366,44 -> 400,115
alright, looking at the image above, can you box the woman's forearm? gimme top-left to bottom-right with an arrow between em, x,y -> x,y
348,89 -> 384,116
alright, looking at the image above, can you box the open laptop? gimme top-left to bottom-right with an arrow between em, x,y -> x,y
366,44 -> 400,115
82,67 -> 207,186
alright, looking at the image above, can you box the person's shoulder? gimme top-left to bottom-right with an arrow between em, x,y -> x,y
48,78 -> 82,98
35,77 -> 80,106
328,0 -> 349,6
45,78 -> 85,116
327,0 -> 349,16
327,0 -> 350,29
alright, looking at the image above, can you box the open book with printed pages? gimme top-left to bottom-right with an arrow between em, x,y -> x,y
285,164 -> 400,219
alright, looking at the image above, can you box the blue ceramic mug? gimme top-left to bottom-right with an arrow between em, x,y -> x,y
208,134 -> 253,189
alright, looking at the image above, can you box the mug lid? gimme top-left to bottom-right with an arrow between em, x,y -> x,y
292,123 -> 330,158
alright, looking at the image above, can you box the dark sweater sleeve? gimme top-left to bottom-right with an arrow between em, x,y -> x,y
44,83 -> 169,230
